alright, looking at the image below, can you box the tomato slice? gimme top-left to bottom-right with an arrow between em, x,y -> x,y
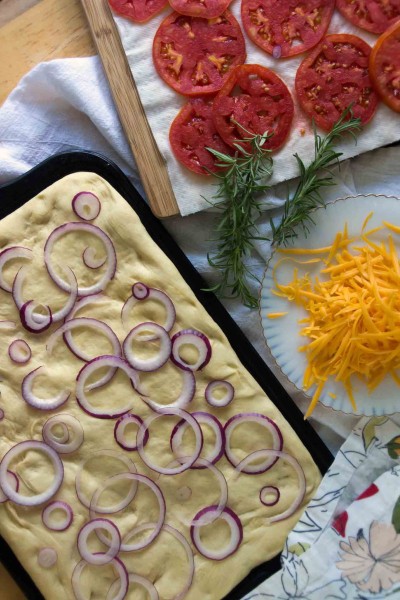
109,0 -> 167,23
336,0 -> 400,35
212,64 -> 294,151
153,11 -> 246,96
370,21 -> 400,112
295,34 -> 379,131
241,0 -> 335,58
169,98 -> 233,174
169,0 -> 232,19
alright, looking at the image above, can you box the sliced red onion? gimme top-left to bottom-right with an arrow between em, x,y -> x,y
177,486 -> 192,502
76,355 -> 142,418
20,300 -> 52,333
78,519 -> 121,565
260,486 -> 280,507
66,294 -> 106,320
224,413 -> 283,474
236,449 -> 306,523
114,414 -> 148,451
72,557 -> 128,600
42,414 -> 84,454
272,44 -> 282,59
75,449 -> 138,512
22,367 -> 70,411
190,506 -> 243,561
44,222 -> 116,296
137,408 -> 203,475
121,524 -> 194,600
0,440 -> 63,506
121,285 -> 176,333
171,412 -> 224,468
42,500 -> 73,531
8,339 -> 31,364
123,322 -> 171,372
141,365 -> 195,413
205,380 -> 234,408
72,191 -> 101,221
82,246 -> 107,269
0,246 -> 32,293
171,329 -> 211,372
107,573 -> 159,600
90,473 -> 165,552
0,470 -> 19,503
0,320 -> 17,331
38,547 -> 58,569
0,408 -> 4,421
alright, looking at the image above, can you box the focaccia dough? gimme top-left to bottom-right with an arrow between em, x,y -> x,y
0,173 -> 322,600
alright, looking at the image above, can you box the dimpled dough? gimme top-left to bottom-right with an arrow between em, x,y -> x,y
0,173 -> 321,600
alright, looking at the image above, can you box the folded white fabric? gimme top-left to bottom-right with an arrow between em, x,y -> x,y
245,416 -> 400,600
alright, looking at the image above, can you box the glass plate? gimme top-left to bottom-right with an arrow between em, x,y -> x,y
260,194 -> 400,417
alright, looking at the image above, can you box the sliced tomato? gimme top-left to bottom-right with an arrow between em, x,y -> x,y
169,0 -> 232,19
153,11 -> 246,96
109,0 -> 167,23
169,98 -> 233,174
212,64 -> 294,151
370,20 -> 400,112
336,0 -> 400,35
295,34 -> 379,131
241,0 -> 335,58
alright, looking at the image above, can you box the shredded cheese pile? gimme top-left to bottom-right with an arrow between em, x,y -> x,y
270,218 -> 400,419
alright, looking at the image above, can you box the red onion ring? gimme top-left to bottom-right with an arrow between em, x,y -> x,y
0,440 -> 63,506
75,449 -> 138,512
0,408 -> 5,421
107,573 -> 159,600
121,524 -> 194,600
113,414 -> 148,451
82,246 -> 107,269
0,320 -> 17,331
90,472 -> 166,552
42,500 -> 73,531
224,413 -> 283,474
8,339 -> 31,364
72,191 -> 101,221
22,367 -> 70,410
137,409 -> 203,475
42,414 -> 84,454
205,380 -> 234,408
20,300 -> 53,333
141,365 -> 196,413
260,486 -> 280,507
190,506 -> 243,561
121,285 -> 176,333
78,518 -> 121,565
44,222 -> 116,296
171,329 -> 212,372
38,547 -> 58,569
76,355 -> 142,418
0,470 -> 19,503
123,322 -> 171,372
171,412 -> 224,468
0,246 -> 32,293
66,294 -> 106,320
235,449 -> 306,523
72,557 -> 128,600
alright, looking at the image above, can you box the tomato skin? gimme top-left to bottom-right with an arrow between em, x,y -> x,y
212,64 -> 294,151
109,0 -> 167,23
241,0 -> 335,58
169,98 -> 233,174
153,11 -> 246,97
336,0 -> 400,35
295,34 -> 379,131
169,0 -> 232,19
370,20 -> 400,112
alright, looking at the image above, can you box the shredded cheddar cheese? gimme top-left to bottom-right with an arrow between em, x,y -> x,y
268,222 -> 400,419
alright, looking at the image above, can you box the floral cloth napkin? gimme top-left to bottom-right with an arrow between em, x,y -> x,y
245,416 -> 400,600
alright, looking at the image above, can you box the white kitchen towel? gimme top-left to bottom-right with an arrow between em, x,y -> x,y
0,56 -> 400,455
112,4 -> 400,214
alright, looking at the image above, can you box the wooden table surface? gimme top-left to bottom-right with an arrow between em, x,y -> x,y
0,2 -> 94,596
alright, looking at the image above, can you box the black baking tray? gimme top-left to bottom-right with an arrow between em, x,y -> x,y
0,151 -> 333,600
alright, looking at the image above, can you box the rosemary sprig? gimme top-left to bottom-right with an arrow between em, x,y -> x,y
205,125 -> 273,308
271,107 -> 362,247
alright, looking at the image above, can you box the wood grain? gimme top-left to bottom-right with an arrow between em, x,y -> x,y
80,0 -> 180,218
0,0 -> 40,27
0,0 -> 95,105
